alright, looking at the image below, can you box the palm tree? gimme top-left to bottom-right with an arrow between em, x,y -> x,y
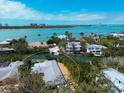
65,31 -> 72,39
65,31 -> 70,37
52,32 -> 57,37
80,32 -> 84,38
24,35 -> 27,38
37,34 -> 41,36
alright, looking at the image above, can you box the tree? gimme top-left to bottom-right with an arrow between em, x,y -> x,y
102,48 -> 111,57
80,32 -> 84,38
47,35 -> 61,45
65,31 -> 72,39
84,37 -> 95,44
18,58 -> 45,93
12,38 -> 29,54
52,32 -> 57,37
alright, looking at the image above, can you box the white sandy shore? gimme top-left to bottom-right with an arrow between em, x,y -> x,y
29,42 -> 48,47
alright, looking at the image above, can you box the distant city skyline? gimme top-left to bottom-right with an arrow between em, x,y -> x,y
0,0 -> 124,25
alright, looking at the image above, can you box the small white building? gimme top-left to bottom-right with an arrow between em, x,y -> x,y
103,68 -> 124,93
58,35 -> 67,39
49,46 -> 60,55
86,44 -> 107,56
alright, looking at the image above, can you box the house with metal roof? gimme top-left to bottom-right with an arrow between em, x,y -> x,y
103,68 -> 124,93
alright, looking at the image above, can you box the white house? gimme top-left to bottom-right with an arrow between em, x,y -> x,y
49,46 -> 60,55
58,35 -> 67,39
66,42 -> 82,54
32,60 -> 65,87
111,33 -> 124,40
103,68 -> 124,93
0,39 -> 14,47
86,44 -> 107,56
0,48 -> 15,54
0,41 -> 11,47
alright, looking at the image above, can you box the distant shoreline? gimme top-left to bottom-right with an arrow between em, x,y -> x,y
1,24 -> 123,30
0,24 -> 124,30
0,25 -> 83,30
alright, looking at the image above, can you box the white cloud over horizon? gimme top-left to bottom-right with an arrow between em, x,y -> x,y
0,0 -> 42,20
0,0 -> 106,22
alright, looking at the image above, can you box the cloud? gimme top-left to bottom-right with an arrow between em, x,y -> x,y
0,0 -> 106,21
0,0 -> 42,20
51,13 -> 106,21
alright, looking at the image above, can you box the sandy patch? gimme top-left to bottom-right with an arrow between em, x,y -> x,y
58,63 -> 70,80
29,42 -> 48,48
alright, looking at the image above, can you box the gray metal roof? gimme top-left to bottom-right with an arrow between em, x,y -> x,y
32,60 -> 65,86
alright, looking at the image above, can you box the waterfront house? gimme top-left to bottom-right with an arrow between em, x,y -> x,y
0,48 -> 15,55
32,60 -> 66,88
58,35 -> 67,40
49,46 -> 60,55
65,42 -> 82,54
0,39 -> 13,47
111,33 -> 124,40
103,68 -> 124,93
0,41 -> 11,47
86,44 -> 107,56
66,42 -> 73,54
6,39 -> 13,42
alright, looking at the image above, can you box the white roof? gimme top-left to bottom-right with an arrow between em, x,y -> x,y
6,39 -> 13,42
49,46 -> 60,53
103,68 -> 124,92
32,60 -> 65,85
111,33 -> 124,37
0,41 -> 10,45
87,44 -> 107,49
58,35 -> 67,39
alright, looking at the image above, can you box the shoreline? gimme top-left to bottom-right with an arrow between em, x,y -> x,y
0,25 -> 81,30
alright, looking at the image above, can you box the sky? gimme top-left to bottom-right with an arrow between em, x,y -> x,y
0,0 -> 124,25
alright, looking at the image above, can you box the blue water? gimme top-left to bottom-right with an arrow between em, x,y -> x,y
0,25 -> 124,43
